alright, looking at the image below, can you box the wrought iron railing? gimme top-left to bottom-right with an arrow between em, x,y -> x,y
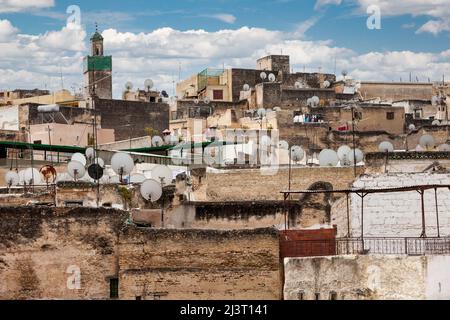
280,237 -> 450,258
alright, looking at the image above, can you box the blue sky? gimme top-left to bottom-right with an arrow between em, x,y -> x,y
0,0 -> 449,95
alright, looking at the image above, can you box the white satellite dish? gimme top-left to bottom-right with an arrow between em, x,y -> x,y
71,153 -> 87,166
203,142 -> 221,166
432,120 -> 441,126
81,172 -> 94,183
85,148 -> 96,161
278,140 -> 289,150
152,136 -> 164,147
194,98 -> 200,105
260,135 -> 272,147
294,81 -> 302,89
67,161 -> 86,180
95,158 -> 105,168
144,79 -> 154,91
379,141 -> 394,153
323,80 -> 331,88
337,145 -> 351,161
243,84 -> 250,92
257,108 -> 267,118
347,149 -> 364,165
140,179 -> 163,202
130,174 -> 146,184
431,96 -> 440,106
408,124 -> 416,131
438,144 -> 450,151
260,72 -> 267,80
319,149 -> 339,167
203,97 -> 211,105
151,165 -> 173,186
23,168 -> 42,185
290,146 -> 304,162
268,73 -> 276,82
5,171 -> 19,187
419,135 -> 435,149
311,96 -> 320,106
111,153 -> 135,176
125,81 -> 133,91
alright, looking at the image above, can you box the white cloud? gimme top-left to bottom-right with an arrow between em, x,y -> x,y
207,14 -> 237,24
0,20 -> 449,97
0,0 -> 54,13
314,0 -> 342,10
0,20 -> 18,42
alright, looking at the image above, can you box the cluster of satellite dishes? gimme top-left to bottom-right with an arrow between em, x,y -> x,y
193,97 -> 211,105
377,135 -> 450,153
125,79 -> 154,92
277,140 -> 364,167
307,96 -> 320,108
260,72 -> 277,82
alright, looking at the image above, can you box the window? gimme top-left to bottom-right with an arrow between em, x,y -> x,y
33,140 -> 42,145
414,109 -> 423,119
330,292 -> 338,300
297,291 -> 305,300
135,296 -> 142,300
171,111 -> 178,120
315,293 -> 320,300
213,90 -> 223,100
110,278 -> 119,299
65,201 -> 83,207
386,112 -> 395,120
354,111 -> 362,120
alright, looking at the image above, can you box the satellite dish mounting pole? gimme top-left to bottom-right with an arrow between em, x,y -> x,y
160,177 -> 165,228
351,106 -> 357,177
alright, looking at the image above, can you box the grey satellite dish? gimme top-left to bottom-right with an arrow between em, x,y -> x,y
111,153 -> 135,176
152,136 -> 164,147
257,108 -> 267,118
337,145 -> 351,165
95,158 -> 105,169
67,161 -> 86,181
319,149 -> 339,167
125,81 -> 133,91
294,81 -> 302,89
71,153 -> 87,166
260,72 -> 267,80
311,96 -> 320,106
203,97 -> 211,105
419,135 -> 435,149
268,73 -> 276,82
5,171 -> 19,187
18,170 -> 25,185
278,140 -> 289,150
347,149 -> 364,165
432,120 -> 441,126
24,168 -> 42,185
438,144 -> 450,151
379,141 -> 394,153
85,148 -> 96,162
306,98 -> 312,107
323,80 -> 331,88
290,146 -> 304,162
144,79 -> 154,91
194,98 -> 200,105
408,124 -> 416,131
151,165 -> 173,186
130,174 -> 146,184
243,84 -> 250,92
140,179 -> 163,202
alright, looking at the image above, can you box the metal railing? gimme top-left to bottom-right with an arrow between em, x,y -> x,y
281,237 -> 450,258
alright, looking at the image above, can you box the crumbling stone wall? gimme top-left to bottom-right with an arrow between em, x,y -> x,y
118,227 -> 281,300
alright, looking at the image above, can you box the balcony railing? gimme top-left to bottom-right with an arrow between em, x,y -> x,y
280,237 -> 450,258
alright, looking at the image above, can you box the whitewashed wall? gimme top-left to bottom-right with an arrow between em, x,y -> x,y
350,174 -> 450,238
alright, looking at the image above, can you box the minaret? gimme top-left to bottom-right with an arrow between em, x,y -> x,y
83,24 -> 112,100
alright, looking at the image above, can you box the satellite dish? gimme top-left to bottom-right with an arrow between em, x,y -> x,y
125,81 -> 133,91
18,170 -> 26,184
5,171 -> 19,187
432,120 -> 441,126
152,136 -> 164,147
408,124 -> 416,131
294,115 -> 301,123
164,135 -> 172,145
40,165 -> 57,184
140,179 -> 163,202
67,161 -> 86,180
71,153 -> 87,166
419,135 -> 435,149
130,174 -> 146,184
194,98 -> 200,105
260,72 -> 267,80
151,165 -> 173,185
257,108 -> 266,118
438,144 -> 450,151
88,164 -> 104,180
85,147 -> 96,161
323,80 -> 331,88
24,168 -> 42,185
347,149 -> 364,165
268,73 -> 276,82
94,158 -> 105,169
203,142 -> 221,166
111,153 -> 135,176
203,97 -> 211,105
278,140 -> 289,150
99,174 -> 111,184
144,79 -> 154,91
379,141 -> 394,153
311,96 -> 320,107
319,149 -> 339,167
243,84 -> 250,92
290,146 -> 304,162
342,70 -> 348,78
294,81 -> 302,89
337,145 -> 351,165
432,96 -> 440,106
56,173 -> 71,183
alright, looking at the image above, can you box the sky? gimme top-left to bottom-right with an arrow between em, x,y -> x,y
0,0 -> 449,98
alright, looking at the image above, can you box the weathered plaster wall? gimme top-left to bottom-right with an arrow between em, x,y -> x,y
284,254 -> 450,300
118,227 -> 281,300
